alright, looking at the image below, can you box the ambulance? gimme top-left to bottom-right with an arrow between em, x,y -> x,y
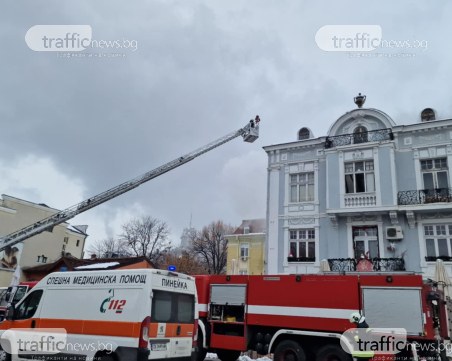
0,269 -> 198,361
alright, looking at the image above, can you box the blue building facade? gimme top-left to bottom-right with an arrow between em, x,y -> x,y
264,96 -> 452,279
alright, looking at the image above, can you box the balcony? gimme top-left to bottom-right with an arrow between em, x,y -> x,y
398,188 -> 452,205
324,128 -> 394,149
327,258 -> 406,272
344,193 -> 377,207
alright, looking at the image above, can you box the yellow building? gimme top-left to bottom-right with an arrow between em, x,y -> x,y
226,219 -> 266,275
0,194 -> 87,286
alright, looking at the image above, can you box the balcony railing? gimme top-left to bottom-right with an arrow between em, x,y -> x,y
426,256 -> 452,262
287,257 -> 316,263
344,193 -> 377,207
328,258 -> 406,272
324,128 -> 394,149
398,188 -> 452,205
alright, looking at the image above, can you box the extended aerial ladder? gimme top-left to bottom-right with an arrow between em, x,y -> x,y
0,117 -> 260,252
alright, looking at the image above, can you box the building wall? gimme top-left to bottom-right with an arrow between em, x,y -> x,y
264,106 -> 452,278
0,195 -> 86,286
226,234 -> 265,275
119,260 -> 153,269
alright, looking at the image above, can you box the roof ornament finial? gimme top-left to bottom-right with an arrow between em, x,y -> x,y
354,93 -> 366,108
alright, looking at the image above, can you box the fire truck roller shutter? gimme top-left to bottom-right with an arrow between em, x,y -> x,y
362,287 -> 423,335
210,285 -> 246,305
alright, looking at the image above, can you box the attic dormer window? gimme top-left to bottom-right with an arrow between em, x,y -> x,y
353,126 -> 368,144
421,108 -> 436,122
244,226 -> 250,234
298,128 -> 310,140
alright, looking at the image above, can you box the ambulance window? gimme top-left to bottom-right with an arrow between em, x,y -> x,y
177,294 -> 194,323
151,291 -> 195,323
15,290 -> 43,320
152,291 -> 172,322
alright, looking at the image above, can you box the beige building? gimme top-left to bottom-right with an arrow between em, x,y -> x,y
0,194 -> 87,286
225,219 -> 266,275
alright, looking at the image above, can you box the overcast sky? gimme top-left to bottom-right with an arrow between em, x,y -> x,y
1,1 -> 451,253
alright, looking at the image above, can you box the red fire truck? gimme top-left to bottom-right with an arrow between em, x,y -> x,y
0,281 -> 37,321
194,273 -> 451,361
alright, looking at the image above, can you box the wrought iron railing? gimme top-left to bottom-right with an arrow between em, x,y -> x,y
328,258 -> 406,272
398,188 -> 452,205
287,257 -> 316,263
328,258 -> 356,272
324,128 -> 394,149
425,256 -> 452,262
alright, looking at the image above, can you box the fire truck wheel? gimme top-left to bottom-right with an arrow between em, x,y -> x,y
315,344 -> 352,361
274,340 -> 306,361
216,349 -> 241,361
0,345 -> 11,361
95,353 -> 114,361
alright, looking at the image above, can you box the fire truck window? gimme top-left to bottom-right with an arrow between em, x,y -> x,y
0,289 -> 7,303
15,290 -> 43,320
12,286 -> 28,303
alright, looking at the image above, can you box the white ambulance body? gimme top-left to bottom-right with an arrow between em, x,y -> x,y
0,269 -> 197,361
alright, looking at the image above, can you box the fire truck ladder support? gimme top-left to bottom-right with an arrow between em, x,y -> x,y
0,116 -> 260,252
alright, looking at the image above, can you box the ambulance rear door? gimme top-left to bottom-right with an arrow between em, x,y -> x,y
149,272 -> 196,360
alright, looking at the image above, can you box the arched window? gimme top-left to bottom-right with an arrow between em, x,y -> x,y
353,126 -> 368,144
298,127 -> 311,140
421,108 -> 436,122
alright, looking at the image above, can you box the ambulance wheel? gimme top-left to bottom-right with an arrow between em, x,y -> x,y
216,349 -> 241,361
315,344 -> 352,361
274,340 -> 306,361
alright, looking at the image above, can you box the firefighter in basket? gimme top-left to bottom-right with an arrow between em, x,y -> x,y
349,312 -> 375,361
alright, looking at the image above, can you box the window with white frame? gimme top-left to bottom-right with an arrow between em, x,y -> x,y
353,226 -> 379,259
290,172 -> 314,202
240,243 -> 249,259
421,158 -> 449,190
345,160 -> 375,194
288,229 -> 315,261
424,224 -> 452,261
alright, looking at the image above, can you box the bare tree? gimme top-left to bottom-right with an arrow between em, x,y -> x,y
161,250 -> 207,275
119,216 -> 171,266
190,220 -> 234,275
87,237 -> 130,258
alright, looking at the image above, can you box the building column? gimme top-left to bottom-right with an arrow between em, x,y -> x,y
266,161 -> 281,274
